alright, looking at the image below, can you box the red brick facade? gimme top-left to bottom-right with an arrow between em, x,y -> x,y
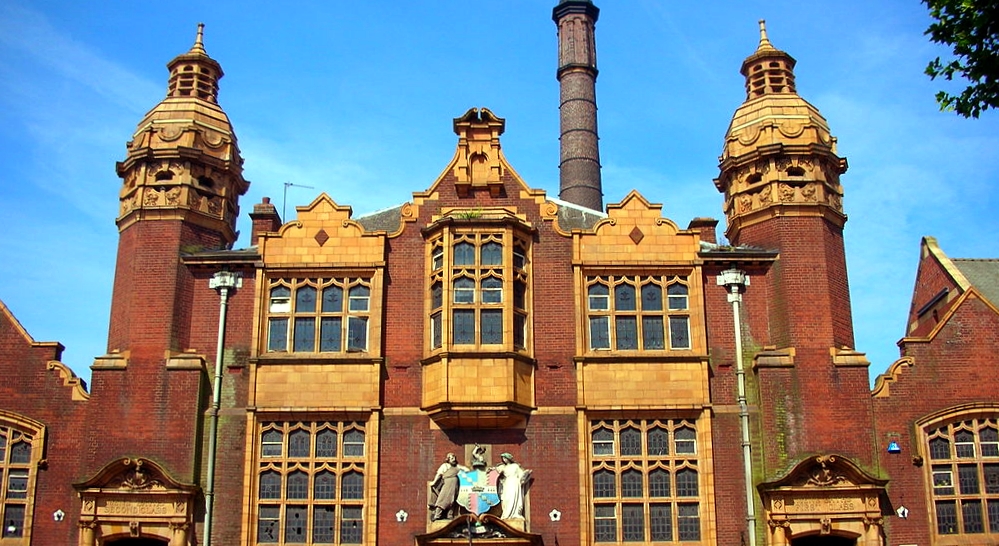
1,8 -> 997,546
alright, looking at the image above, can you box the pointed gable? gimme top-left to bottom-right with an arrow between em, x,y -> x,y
258,193 -> 386,267
906,236 -> 999,337
576,190 -> 701,265
417,108 -> 537,204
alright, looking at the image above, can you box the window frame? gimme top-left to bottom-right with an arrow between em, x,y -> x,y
588,418 -> 702,543
426,222 -> 532,354
265,277 -> 373,355
0,413 -> 44,544
253,420 -> 368,545
921,413 -> 999,541
585,275 -> 693,353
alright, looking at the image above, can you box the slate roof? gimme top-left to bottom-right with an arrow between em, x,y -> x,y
351,199 -> 608,233
954,259 -> 999,307
552,198 -> 606,231
356,204 -> 406,233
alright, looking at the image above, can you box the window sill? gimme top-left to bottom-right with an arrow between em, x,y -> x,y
253,353 -> 383,366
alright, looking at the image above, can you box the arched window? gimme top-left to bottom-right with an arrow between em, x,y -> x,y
922,411 -> 999,539
0,413 -> 44,542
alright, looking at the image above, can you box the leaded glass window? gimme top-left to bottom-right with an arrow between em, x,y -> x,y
586,276 -> 693,351
926,416 -> 999,538
589,419 -> 702,543
427,229 -> 532,352
0,422 -> 39,542
255,421 -> 367,544
266,278 -> 372,354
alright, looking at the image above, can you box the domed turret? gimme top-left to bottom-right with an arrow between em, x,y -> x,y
115,23 -> 249,246
715,21 -> 847,244
107,24 -> 251,359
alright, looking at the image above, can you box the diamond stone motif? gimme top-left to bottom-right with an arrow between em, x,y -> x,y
629,226 -> 645,244
314,229 -> 330,247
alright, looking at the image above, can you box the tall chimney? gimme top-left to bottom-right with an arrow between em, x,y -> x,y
553,1 -> 603,211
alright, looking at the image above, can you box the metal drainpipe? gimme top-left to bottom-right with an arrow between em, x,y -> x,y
717,269 -> 755,546
205,270 -> 242,546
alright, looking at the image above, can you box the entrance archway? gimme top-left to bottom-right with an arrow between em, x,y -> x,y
73,457 -> 197,546
758,455 -> 888,546
792,536 -> 857,546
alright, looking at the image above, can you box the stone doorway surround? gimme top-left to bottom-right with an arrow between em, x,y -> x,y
73,457 -> 198,546
758,454 -> 889,546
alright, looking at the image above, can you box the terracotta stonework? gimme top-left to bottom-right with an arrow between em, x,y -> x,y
2,9 -> 997,546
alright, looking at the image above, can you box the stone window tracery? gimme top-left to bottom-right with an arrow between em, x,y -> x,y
924,416 -> 999,538
589,419 -> 701,543
254,421 -> 367,545
586,276 -> 691,352
266,278 -> 371,354
427,226 -> 531,352
0,416 -> 42,543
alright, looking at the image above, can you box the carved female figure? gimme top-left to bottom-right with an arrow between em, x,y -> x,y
494,453 -> 532,520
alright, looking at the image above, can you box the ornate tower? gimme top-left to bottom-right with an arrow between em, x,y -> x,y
713,24 -> 875,502
109,24 -> 249,356
715,21 -> 853,350
553,0 -> 603,211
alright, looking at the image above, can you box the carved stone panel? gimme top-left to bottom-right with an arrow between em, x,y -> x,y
758,454 -> 888,546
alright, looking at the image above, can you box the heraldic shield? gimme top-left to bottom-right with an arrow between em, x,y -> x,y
457,468 -> 500,515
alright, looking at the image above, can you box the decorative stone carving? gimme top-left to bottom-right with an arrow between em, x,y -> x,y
429,453 -> 467,521
738,194 -> 752,213
863,514 -> 884,528
165,186 -> 182,205
144,188 -> 161,206
494,453 -> 532,520
158,125 -> 183,142
207,196 -> 222,216
759,454 -> 888,545
801,184 -> 817,202
767,517 -> 791,531
759,184 -> 772,203
451,108 -> 506,196
118,458 -> 162,490
803,455 -> 846,487
779,183 -> 795,202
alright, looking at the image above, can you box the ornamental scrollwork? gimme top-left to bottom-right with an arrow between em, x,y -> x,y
805,455 -> 846,487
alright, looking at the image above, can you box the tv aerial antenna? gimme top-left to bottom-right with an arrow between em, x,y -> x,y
282,182 -> 315,220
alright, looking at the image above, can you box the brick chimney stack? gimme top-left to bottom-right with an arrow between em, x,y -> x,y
553,1 -> 603,211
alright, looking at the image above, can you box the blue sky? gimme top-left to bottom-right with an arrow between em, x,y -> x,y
1,1 -> 996,387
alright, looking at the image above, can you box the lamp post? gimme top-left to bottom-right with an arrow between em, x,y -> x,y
716,268 -> 756,546
204,270 -> 241,546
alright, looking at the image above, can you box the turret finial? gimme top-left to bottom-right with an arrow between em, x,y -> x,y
191,23 -> 207,55
757,20 -> 775,52
165,22 -> 223,102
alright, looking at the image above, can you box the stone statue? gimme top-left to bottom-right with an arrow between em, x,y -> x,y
471,444 -> 487,469
494,453 -> 532,520
429,453 -> 466,520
